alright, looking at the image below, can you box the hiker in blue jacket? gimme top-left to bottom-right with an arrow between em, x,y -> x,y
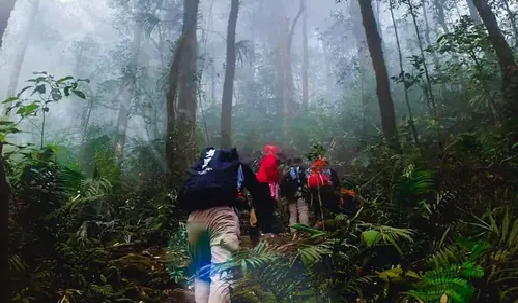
176,147 -> 273,303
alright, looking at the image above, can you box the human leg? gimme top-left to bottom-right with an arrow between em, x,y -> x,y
207,207 -> 241,303
187,211 -> 212,303
296,194 -> 309,226
288,198 -> 297,231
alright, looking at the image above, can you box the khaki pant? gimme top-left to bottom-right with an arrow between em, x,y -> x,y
288,193 -> 309,230
187,206 -> 240,303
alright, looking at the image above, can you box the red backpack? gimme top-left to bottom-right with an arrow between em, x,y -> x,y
307,160 -> 332,189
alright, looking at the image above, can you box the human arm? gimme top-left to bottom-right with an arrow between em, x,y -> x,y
241,163 -> 275,210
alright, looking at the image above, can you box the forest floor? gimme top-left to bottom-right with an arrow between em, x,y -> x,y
152,234 -> 294,303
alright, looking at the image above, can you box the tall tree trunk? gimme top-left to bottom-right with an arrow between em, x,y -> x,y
358,0 -> 398,145
472,0 -> 518,113
278,16 -> 290,136
245,40 -> 256,105
3,0 -> 39,116
433,0 -> 449,33
210,60 -> 216,106
467,0 -> 482,25
165,0 -> 199,185
0,0 -> 16,48
322,41 -> 332,103
177,0 -> 199,132
221,0 -> 239,149
351,0 -> 370,133
301,0 -> 309,108
277,3 -> 304,136
422,0 -> 439,69
408,1 -> 438,119
390,0 -> 418,145
0,142 -> 9,303
113,24 -> 143,166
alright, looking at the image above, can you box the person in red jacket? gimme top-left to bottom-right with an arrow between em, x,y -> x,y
256,144 -> 280,200
254,144 -> 280,235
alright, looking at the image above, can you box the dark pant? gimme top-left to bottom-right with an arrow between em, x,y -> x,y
310,187 -> 339,221
255,182 -> 279,234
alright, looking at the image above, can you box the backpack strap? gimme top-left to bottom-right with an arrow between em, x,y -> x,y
237,164 -> 244,191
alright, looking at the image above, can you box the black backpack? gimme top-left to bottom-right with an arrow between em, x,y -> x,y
177,147 -> 244,211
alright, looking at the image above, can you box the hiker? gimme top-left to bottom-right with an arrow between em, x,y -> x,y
235,149 -> 261,247
306,155 -> 341,224
280,157 -> 310,229
256,144 -> 280,201
255,144 -> 281,235
176,147 -> 274,303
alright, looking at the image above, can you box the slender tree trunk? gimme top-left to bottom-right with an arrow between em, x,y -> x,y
286,2 -> 303,111
0,0 -> 16,48
467,0 -> 482,25
322,41 -> 332,103
165,0 -> 199,185
302,0 -> 309,108
408,1 -> 437,119
245,40 -> 256,105
3,0 -> 39,115
351,0 -> 370,132
177,0 -> 199,132
433,0 -> 449,33
278,16 -> 290,136
114,24 -> 143,166
358,0 -> 398,145
221,0 -> 239,149
421,0 -> 439,69
390,0 -> 418,144
80,86 -> 95,176
472,0 -> 518,113
0,141 -> 9,303
210,60 -> 216,106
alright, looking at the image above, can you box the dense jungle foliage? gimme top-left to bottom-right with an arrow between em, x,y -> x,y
1,0 -> 518,303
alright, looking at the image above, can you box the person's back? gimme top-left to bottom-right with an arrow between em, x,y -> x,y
306,156 -> 341,223
176,147 -> 272,303
280,157 -> 309,229
256,145 -> 280,184
254,144 -> 280,235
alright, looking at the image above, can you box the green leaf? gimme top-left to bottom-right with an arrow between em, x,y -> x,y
32,84 -> 46,95
2,96 -> 18,104
64,86 -> 70,97
56,76 -> 74,84
72,90 -> 86,99
8,127 -> 20,134
362,230 -> 381,247
23,104 -> 39,115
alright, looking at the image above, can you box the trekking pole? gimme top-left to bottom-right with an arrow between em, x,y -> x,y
318,175 -> 325,231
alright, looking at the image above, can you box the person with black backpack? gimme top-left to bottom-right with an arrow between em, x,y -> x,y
176,147 -> 274,303
280,157 -> 309,230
